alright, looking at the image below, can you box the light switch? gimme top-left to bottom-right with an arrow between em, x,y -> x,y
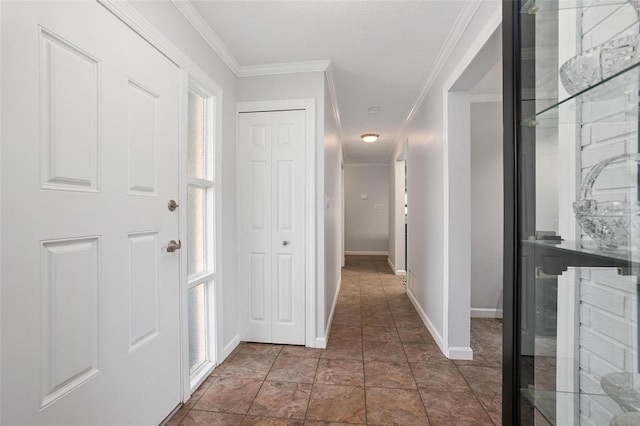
374,203 -> 384,210
361,194 -> 368,200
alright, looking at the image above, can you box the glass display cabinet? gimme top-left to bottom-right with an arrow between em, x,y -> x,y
503,0 -> 640,424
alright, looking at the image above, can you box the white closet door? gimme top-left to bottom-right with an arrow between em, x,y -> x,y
1,2 -> 181,424
238,110 -> 306,345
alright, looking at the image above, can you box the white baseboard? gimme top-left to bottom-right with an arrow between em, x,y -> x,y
448,346 -> 473,360
387,258 -> 407,276
406,288 -> 447,356
471,308 -> 503,319
345,250 -> 388,255
406,287 -> 474,360
316,276 -> 341,349
222,334 -> 240,360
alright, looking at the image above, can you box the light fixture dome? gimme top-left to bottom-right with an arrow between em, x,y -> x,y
361,133 -> 379,143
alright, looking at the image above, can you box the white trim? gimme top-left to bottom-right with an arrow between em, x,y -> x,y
222,334 -> 240,360
169,0 -> 241,75
406,288 -> 447,355
469,93 -> 502,103
239,60 -> 331,77
441,5 -> 501,362
387,258 -> 406,276
345,251 -> 388,256
471,308 -> 504,319
98,1 -> 224,97
393,0 -> 482,152
448,346 -> 473,360
170,0 -> 332,78
236,99 -> 317,349
0,2 -> 3,420
407,288 -> 472,360
178,71 -> 190,402
319,276 -> 341,349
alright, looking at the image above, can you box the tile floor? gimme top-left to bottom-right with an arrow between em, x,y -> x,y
168,255 -> 503,425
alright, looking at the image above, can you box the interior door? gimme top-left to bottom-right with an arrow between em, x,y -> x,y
1,2 -> 182,424
238,110 -> 306,345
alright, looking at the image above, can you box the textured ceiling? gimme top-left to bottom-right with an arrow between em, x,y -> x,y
189,0 -> 467,163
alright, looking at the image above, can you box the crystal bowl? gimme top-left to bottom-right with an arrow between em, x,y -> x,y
560,34 -> 640,96
573,153 -> 640,249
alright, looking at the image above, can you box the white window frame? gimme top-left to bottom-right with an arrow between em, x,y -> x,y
179,72 -> 224,400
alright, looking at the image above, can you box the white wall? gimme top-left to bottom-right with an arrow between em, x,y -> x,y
323,74 -> 343,341
470,101 -> 503,314
237,72 -> 328,342
344,164 -> 389,254
393,0 -> 501,355
128,1 -> 240,358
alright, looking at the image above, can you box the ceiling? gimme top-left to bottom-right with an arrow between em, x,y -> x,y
185,0 -> 469,163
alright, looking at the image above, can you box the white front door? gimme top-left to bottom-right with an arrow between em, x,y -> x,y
1,2 -> 182,424
238,110 -> 306,345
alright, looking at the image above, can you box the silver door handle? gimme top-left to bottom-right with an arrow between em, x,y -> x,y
282,241 -> 289,246
167,239 -> 182,252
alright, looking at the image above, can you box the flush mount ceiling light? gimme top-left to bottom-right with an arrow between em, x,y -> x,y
361,133 -> 379,143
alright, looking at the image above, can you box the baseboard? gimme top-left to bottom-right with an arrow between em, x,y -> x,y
222,334 -> 240,360
405,287 -> 447,356
387,257 -> 395,272
386,258 -> 406,276
448,346 -> 473,360
471,308 -> 503,319
317,276 -> 341,349
345,251 -> 388,255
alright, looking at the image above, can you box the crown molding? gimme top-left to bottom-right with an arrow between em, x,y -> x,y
170,0 -> 241,75
238,60 -> 331,77
98,0 -> 223,94
171,0 -> 332,79
391,0 -> 483,155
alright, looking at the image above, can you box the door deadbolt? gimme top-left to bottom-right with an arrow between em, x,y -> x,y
168,200 -> 179,211
167,240 -> 182,252
282,241 -> 289,246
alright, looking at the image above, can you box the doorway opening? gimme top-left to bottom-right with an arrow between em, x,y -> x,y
442,13 -> 502,358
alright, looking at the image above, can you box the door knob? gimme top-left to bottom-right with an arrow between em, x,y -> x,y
168,200 -> 179,211
282,241 -> 289,246
167,239 -> 182,252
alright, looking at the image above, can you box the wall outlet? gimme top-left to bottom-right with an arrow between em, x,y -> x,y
374,203 -> 384,210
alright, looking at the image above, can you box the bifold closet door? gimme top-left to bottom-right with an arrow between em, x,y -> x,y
238,110 -> 306,345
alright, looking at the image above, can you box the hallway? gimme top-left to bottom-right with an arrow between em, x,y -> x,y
168,255 -> 502,425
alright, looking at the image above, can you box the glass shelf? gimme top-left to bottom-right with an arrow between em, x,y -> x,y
521,62 -> 640,127
521,388 -> 629,426
521,0 -> 629,14
522,240 -> 640,276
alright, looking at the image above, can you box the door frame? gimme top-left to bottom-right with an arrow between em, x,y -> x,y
441,7 -> 501,359
178,74 -> 225,398
236,99 -> 317,348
